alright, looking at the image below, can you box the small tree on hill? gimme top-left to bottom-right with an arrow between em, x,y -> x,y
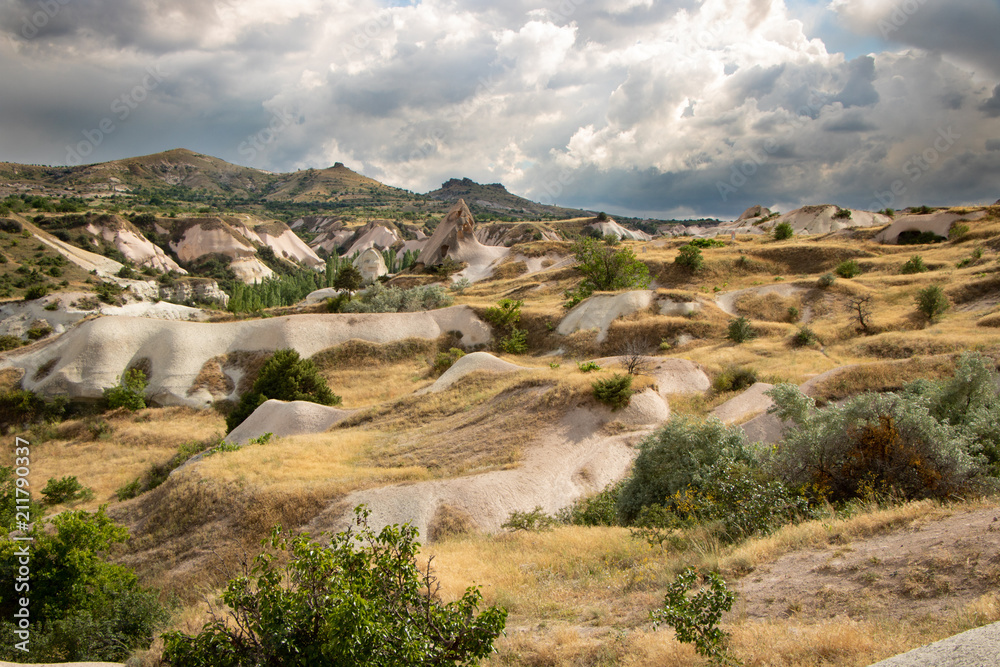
848,294 -> 875,334
916,285 -> 949,322
334,264 -> 363,296
772,222 -> 794,241
226,349 -> 341,432
571,237 -> 651,293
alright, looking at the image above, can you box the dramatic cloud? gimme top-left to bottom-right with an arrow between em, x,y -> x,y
0,0 -> 997,218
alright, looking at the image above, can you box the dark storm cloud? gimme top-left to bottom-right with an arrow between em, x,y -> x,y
981,85 -> 1000,118
0,0 -> 997,218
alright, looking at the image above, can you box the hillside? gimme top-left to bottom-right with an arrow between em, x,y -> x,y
1,201 -> 999,666
428,177 -> 593,220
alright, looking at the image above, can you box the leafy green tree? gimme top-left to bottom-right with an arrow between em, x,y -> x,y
674,244 -> 703,272
104,368 -> 148,411
162,507 -> 507,666
226,349 -> 341,432
652,568 -> 735,659
0,508 -> 168,662
335,264 -> 363,296
570,237 -> 650,292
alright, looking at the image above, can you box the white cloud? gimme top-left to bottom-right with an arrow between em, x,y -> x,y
0,0 -> 997,218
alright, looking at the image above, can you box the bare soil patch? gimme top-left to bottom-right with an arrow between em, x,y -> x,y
736,507 -> 1000,623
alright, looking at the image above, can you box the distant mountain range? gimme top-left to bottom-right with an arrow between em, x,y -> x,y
0,149 -> 595,222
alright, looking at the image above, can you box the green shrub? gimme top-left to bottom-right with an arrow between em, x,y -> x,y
616,415 -> 752,524
833,208 -> 852,220
41,476 -> 94,506
835,260 -> 861,278
772,222 -> 794,240
0,335 -> 23,351
433,348 -> 466,375
26,324 -> 53,340
558,481 -> 622,527
712,366 -> 758,393
901,255 -> 928,274
115,478 -> 142,502
766,383 -> 987,503
0,389 -> 64,434
949,223 -> 970,241
793,326 -> 818,347
483,299 -> 528,354
343,283 -> 453,313
93,280 -> 125,305
571,237 -> 651,291
915,285 -> 949,321
675,244 -> 704,272
498,327 -> 528,354
686,238 -> 727,249
817,273 -> 836,289
502,506 -> 558,532
116,265 -> 138,280
592,373 -> 633,411
23,284 -> 49,301
578,361 -> 601,373
726,316 -> 756,343
161,506 -> 506,666
483,298 -> 522,330
103,368 -> 148,411
226,349 -> 341,432
651,568 -> 735,659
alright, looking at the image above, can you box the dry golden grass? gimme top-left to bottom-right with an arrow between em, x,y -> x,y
2,407 -> 225,511
808,355 -> 963,401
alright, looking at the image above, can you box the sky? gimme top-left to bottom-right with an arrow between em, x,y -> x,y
0,0 -> 998,219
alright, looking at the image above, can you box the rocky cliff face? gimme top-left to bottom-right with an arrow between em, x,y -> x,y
127,278 -> 230,307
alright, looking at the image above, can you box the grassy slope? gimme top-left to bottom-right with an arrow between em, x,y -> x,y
4,205 -> 1000,666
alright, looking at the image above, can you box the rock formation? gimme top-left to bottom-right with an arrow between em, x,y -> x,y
584,219 -> 652,241
353,247 -> 388,284
417,199 -> 508,270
